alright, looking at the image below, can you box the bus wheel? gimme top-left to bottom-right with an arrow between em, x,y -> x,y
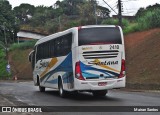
58,79 -> 66,98
39,86 -> 45,92
37,78 -> 45,92
92,90 -> 108,97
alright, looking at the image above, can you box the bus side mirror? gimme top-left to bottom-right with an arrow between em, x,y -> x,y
28,50 -> 34,62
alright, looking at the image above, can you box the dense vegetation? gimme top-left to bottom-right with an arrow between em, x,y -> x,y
10,40 -> 37,51
0,49 -> 10,78
0,0 -> 160,45
14,0 -> 110,34
0,0 -> 17,44
126,3 -> 160,33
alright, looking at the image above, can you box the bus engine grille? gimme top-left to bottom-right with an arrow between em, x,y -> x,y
82,50 -> 119,59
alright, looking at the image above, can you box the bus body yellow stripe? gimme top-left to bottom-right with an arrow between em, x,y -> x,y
93,59 -> 120,73
40,58 -> 58,78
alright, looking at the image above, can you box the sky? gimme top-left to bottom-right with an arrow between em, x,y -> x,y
8,0 -> 160,16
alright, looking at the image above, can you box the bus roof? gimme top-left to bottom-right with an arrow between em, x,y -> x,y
34,25 -> 120,46
35,27 -> 75,46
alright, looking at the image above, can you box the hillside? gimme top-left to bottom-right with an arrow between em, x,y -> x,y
9,28 -> 160,89
9,49 -> 33,80
125,28 -> 160,89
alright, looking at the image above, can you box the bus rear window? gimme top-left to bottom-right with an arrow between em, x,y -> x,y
78,27 -> 122,46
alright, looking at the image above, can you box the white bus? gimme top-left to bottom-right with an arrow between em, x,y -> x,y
29,25 -> 126,97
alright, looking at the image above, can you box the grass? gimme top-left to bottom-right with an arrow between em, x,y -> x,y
102,18 -> 129,28
10,40 -> 37,51
12,49 -> 27,62
137,9 -> 160,30
9,48 -> 33,80
0,49 -> 11,79
123,23 -> 140,34
101,18 -> 140,34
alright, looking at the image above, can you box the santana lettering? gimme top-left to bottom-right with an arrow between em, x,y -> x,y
89,61 -> 118,65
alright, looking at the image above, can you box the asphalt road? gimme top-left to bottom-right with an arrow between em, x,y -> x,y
0,81 -> 160,115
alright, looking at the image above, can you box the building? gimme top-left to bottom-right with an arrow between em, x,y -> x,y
17,30 -> 47,43
112,15 -> 135,21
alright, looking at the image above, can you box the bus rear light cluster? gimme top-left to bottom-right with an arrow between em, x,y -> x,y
75,61 -> 85,80
118,59 -> 126,78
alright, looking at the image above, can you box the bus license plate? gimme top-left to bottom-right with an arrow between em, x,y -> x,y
98,82 -> 107,86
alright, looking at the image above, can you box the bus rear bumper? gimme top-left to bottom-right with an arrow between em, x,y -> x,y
74,77 -> 126,91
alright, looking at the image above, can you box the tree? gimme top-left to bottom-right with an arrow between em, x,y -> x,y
0,0 -> 15,44
30,6 -> 55,27
54,0 -> 85,16
97,6 -> 110,19
135,8 -> 145,17
14,0 -> 111,35
146,3 -> 160,10
13,4 -> 35,24
78,0 -> 97,25
135,3 -> 160,17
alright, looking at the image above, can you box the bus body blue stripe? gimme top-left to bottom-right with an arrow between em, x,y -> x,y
80,61 -> 119,78
42,52 -> 73,84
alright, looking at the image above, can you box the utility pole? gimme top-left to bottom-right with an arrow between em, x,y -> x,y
4,26 -> 7,45
118,0 -> 122,27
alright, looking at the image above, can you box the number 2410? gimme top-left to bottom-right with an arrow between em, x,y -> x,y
110,45 -> 119,50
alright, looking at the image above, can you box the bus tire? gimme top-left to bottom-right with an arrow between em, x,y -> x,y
39,86 -> 45,92
92,90 -> 108,97
58,78 -> 66,98
37,77 -> 45,92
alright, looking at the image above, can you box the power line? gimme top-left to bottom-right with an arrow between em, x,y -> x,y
123,2 -> 129,14
102,0 -> 122,26
121,1 -> 138,15
102,0 -> 118,14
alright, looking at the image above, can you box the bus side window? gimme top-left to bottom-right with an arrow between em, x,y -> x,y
43,42 -> 47,59
55,38 -> 61,57
36,45 -> 40,61
64,33 -> 72,55
61,37 -> 65,56
51,40 -> 55,57
40,44 -> 43,59
46,42 -> 50,58
63,38 -> 69,55
68,33 -> 72,50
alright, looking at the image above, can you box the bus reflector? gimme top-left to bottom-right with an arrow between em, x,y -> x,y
75,61 -> 85,80
78,26 -> 82,30
119,59 -> 125,78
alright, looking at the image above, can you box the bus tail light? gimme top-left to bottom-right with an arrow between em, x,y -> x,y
75,61 -> 85,80
119,59 -> 125,78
